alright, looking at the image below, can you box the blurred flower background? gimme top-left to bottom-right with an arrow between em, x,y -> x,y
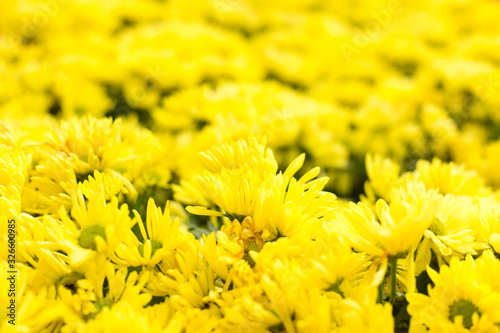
1,0 -> 500,332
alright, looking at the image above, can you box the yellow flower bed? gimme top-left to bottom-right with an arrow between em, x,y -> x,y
2,0 -> 500,332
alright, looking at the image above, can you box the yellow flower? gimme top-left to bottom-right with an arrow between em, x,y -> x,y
43,189 -> 138,266
81,300 -> 169,333
187,138 -> 337,239
184,136 -> 277,221
27,248 -> 89,318
0,145 -> 30,220
215,281 -> 283,333
47,116 -> 168,192
363,153 -> 401,203
79,169 -> 137,203
48,116 -> 130,175
407,254 -> 500,332
406,158 -> 489,197
0,263 -> 70,332
260,274 -> 330,333
199,229 -> 244,281
472,197 -> 500,254
116,199 -> 198,274
337,180 -> 441,258
337,283 -> 394,333
254,233 -> 369,295
415,194 -> 486,273
22,153 -> 78,217
148,259 -> 218,310
474,250 -> 500,293
79,261 -> 152,322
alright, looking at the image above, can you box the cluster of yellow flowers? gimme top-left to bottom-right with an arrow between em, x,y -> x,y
2,0 -> 500,332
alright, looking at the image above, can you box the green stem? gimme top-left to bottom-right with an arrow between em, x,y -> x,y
389,256 -> 398,304
377,280 -> 384,304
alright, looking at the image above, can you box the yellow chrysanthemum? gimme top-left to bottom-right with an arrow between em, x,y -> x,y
215,281 -> 283,333
81,300 -> 170,333
405,158 -> 489,197
0,145 -> 31,220
0,263 -> 69,332
61,261 -> 153,329
415,194 -> 486,273
363,153 -> 401,203
187,138 -> 337,239
198,227 -> 245,281
45,190 -> 139,266
336,180 -> 441,258
472,197 -> 500,254
79,169 -> 137,203
147,258 -> 219,311
337,283 -> 395,333
47,116 -> 169,192
22,153 -> 78,217
116,199 -> 198,274
407,253 -> 500,333
254,233 -> 369,295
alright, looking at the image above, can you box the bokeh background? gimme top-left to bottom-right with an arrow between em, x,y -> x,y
1,0 -> 500,200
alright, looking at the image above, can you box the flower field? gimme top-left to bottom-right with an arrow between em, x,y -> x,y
1,0 -> 500,332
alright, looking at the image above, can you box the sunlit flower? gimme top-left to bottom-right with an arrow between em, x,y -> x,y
336,181 -> 441,258
472,197 -> 500,254
407,254 -> 500,332
187,138 -> 338,239
39,189 -> 138,266
405,158 -> 489,197
415,194 -> 486,273
116,199 -> 198,274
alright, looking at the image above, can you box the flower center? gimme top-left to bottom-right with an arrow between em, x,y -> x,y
243,240 -> 260,268
56,271 -> 85,294
449,299 -> 481,329
429,217 -> 446,236
79,225 -> 107,250
138,240 -> 163,257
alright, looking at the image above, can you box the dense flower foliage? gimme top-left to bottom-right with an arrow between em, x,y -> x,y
1,0 -> 500,332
